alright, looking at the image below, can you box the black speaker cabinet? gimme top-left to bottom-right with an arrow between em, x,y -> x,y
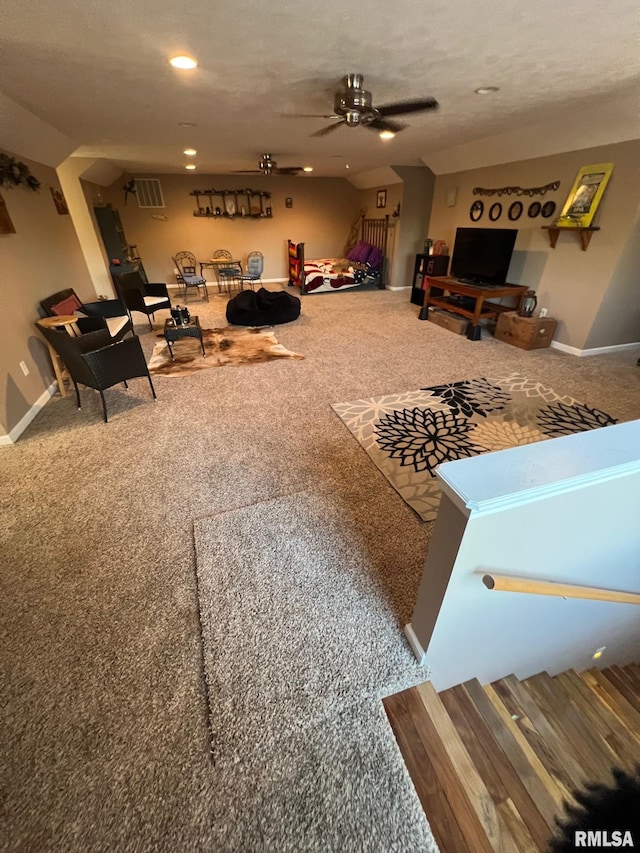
425,255 -> 450,277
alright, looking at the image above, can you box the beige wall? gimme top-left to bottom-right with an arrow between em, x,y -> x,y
99,174 -> 362,284
0,151 -> 94,436
428,139 -> 640,350
391,166 -> 436,289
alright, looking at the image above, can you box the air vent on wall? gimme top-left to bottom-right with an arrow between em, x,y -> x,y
135,178 -> 165,208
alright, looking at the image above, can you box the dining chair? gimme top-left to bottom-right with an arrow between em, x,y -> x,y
212,249 -> 242,294
236,251 -> 264,291
172,251 -> 209,301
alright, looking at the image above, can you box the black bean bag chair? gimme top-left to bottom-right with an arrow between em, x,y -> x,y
226,287 -> 301,326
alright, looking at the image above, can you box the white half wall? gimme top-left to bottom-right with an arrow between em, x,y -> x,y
408,420 -> 640,691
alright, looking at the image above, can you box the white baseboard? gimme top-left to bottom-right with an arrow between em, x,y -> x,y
551,339 -> 640,357
0,382 -> 57,446
387,285 -> 411,292
404,623 -> 428,666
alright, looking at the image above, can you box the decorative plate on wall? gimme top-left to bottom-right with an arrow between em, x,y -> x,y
489,202 -> 502,221
470,200 -> 484,221
541,200 -> 557,218
225,197 -> 236,216
528,201 -> 541,218
508,201 -> 523,221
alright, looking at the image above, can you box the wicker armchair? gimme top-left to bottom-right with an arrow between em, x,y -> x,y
37,324 -> 156,422
40,288 -> 133,341
113,270 -> 171,329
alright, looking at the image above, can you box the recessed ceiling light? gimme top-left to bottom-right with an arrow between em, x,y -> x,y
170,55 -> 197,70
185,164 -> 197,170
179,122 -> 197,128
474,86 -> 499,95
379,130 -> 395,140
184,148 -> 197,156
302,166 -> 313,172
345,164 -> 350,169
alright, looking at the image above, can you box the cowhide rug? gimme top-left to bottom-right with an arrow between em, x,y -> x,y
148,326 -> 304,376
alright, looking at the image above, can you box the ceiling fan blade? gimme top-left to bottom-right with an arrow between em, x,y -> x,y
376,97 -> 439,117
276,167 -> 304,175
231,169 -> 264,173
288,113 -> 339,119
365,117 -> 407,133
311,121 -> 344,137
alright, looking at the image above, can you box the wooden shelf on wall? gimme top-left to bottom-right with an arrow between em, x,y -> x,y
542,225 -> 600,251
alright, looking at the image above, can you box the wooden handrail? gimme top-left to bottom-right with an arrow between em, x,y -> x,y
482,573 -> 640,606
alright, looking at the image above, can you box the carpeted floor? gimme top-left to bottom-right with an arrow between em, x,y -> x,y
193,490 -> 436,849
332,372 -> 617,520
2,286 -> 639,851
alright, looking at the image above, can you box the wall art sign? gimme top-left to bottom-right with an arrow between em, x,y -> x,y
0,191 -> 16,234
556,163 -> 614,228
376,189 -> 387,209
50,187 -> 69,214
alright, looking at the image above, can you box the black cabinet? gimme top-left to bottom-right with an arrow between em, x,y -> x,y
94,206 -> 147,285
410,254 -> 450,305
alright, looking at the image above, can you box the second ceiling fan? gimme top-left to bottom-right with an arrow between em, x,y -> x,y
234,154 -> 304,176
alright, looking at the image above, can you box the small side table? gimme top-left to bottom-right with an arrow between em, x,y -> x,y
163,316 -> 206,360
36,314 -> 80,396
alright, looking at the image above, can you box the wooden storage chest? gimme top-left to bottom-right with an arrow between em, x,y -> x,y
428,308 -> 469,335
494,311 -> 557,350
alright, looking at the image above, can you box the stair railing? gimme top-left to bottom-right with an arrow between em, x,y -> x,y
481,573 -> 640,606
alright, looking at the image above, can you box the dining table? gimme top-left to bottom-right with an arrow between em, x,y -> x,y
199,259 -> 243,293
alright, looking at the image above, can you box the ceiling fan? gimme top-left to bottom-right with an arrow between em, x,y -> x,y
233,154 -> 304,176
308,73 -> 439,137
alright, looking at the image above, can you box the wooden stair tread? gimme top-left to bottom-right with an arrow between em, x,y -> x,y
580,669 -> 640,732
555,670 -> 640,771
601,666 -> 640,714
491,674 -> 590,792
384,689 -> 469,853
442,684 -> 551,849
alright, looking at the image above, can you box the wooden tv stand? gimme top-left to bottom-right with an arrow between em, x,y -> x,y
419,276 -> 529,340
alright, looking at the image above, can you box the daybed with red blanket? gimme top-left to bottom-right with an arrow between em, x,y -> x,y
288,215 -> 389,294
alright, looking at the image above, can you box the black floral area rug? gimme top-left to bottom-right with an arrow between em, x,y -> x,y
332,372 -> 617,521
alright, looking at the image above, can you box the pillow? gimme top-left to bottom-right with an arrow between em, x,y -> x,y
50,293 -> 83,316
366,246 -> 383,270
346,241 -> 373,264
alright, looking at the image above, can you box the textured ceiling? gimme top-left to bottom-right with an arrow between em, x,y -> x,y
1,0 -> 639,177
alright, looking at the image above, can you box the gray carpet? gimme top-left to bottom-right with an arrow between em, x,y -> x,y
208,699 -> 436,852
2,286 -> 640,851
194,490 -> 426,763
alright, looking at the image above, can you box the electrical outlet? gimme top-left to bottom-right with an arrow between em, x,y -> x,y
19,361 -> 29,376
539,307 -> 548,318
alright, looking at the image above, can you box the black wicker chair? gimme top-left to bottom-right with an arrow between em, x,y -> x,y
114,270 -> 171,329
40,288 -> 133,341
37,324 -> 156,422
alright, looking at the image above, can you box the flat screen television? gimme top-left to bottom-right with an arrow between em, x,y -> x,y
450,227 -> 517,286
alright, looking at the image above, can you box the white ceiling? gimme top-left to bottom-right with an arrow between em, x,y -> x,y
1,0 -> 639,179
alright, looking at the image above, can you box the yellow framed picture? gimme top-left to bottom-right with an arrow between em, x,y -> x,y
556,162 -> 614,227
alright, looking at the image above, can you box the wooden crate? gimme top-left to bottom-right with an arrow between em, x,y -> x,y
428,308 -> 469,336
494,311 -> 558,350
